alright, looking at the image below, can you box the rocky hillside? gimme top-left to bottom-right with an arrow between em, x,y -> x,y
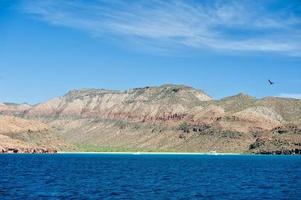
0,115 -> 68,153
0,115 -> 48,134
1,84 -> 300,154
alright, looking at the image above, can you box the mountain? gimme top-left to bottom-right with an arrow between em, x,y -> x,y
26,84 -> 212,121
1,84 -> 300,154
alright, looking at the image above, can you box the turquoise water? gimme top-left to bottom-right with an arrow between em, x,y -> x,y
0,154 -> 300,199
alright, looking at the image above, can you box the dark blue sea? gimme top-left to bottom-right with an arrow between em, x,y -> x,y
0,154 -> 300,200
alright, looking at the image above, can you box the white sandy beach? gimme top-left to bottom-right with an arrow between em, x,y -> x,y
58,151 -> 242,155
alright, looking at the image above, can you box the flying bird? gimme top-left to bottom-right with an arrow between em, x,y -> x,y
268,79 -> 274,85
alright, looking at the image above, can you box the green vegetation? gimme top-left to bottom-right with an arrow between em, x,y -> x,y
179,122 -> 190,133
75,144 -> 178,152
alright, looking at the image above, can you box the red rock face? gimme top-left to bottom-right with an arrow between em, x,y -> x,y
0,147 -> 57,154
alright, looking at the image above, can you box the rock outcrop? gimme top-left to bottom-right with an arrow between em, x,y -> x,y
249,135 -> 301,155
0,147 -> 57,154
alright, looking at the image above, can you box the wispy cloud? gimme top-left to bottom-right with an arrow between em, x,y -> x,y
21,0 -> 301,55
277,93 -> 301,99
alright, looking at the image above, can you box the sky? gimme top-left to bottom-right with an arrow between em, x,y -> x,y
0,0 -> 301,104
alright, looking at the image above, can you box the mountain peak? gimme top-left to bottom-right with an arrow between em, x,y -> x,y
221,93 -> 256,101
63,84 -> 212,101
64,88 -> 121,99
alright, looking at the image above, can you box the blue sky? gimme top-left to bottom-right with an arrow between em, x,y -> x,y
0,0 -> 301,104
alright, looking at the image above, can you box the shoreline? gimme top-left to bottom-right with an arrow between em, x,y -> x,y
58,151 -> 243,155
1,151 -> 300,155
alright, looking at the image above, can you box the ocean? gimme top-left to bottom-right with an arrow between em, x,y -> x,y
0,154 -> 300,199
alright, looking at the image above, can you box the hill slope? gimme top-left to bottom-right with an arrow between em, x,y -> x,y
0,115 -> 68,153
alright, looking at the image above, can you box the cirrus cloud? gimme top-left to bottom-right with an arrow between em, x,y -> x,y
277,93 -> 301,99
21,0 -> 301,56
